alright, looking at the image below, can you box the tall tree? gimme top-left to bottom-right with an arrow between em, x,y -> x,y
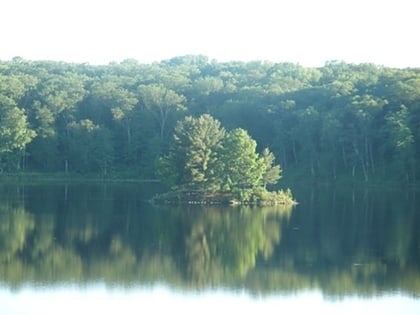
261,148 -> 282,189
33,74 -> 87,171
88,76 -> 139,166
158,114 -> 225,191
138,84 -> 186,140
384,105 -> 415,180
220,128 -> 265,191
0,95 -> 35,170
67,119 -> 114,174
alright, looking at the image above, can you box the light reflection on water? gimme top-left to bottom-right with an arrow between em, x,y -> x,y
1,183 -> 419,313
1,285 -> 419,315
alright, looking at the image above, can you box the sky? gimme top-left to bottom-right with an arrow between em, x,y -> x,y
1,0 -> 419,67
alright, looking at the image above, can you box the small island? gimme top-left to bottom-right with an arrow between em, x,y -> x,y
153,114 -> 296,206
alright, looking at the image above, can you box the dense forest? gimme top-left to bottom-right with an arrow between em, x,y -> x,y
0,56 -> 419,182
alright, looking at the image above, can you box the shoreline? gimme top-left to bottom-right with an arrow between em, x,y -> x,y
151,189 -> 297,207
0,172 -> 160,184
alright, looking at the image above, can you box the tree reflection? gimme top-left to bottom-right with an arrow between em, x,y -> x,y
0,183 -> 419,298
184,206 -> 292,285
0,204 -> 34,263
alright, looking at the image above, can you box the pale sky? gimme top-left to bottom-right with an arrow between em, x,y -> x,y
1,0 -> 419,67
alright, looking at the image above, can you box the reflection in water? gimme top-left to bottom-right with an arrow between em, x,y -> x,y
183,205 -> 291,286
1,286 -> 420,315
0,183 -> 419,300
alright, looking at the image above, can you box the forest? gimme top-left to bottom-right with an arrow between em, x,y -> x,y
0,56 -> 419,183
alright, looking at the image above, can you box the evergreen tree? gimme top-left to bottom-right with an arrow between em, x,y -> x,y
158,114 -> 225,191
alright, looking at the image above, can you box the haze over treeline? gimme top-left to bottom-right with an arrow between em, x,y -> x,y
0,56 -> 419,182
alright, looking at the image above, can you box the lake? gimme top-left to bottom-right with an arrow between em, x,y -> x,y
0,182 -> 419,314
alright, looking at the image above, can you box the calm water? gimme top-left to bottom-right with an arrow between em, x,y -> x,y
0,182 -> 419,314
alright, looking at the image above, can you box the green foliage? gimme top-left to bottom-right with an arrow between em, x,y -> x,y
261,148 -> 282,188
158,114 -> 226,191
384,105 -> 415,180
138,83 -> 186,139
0,93 -> 35,170
158,114 -> 280,198
0,99 -> 35,154
67,119 -> 114,173
220,128 -> 265,191
0,57 -> 418,180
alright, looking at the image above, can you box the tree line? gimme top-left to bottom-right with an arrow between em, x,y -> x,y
0,56 -> 419,182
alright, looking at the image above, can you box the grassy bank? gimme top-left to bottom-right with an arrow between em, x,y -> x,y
0,172 -> 160,184
151,187 -> 296,206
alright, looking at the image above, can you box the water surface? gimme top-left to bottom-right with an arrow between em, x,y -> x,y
0,182 -> 419,313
